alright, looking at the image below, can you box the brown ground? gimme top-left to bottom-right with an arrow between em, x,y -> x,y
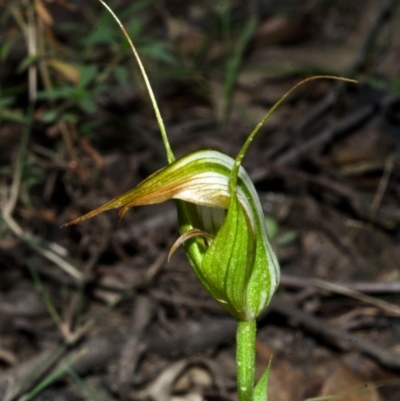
1,1 -> 400,400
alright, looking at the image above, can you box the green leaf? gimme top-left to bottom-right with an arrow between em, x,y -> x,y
139,41 -> 175,64
37,87 -> 77,100
264,216 -> 279,239
254,360 -> 272,401
79,120 -> 102,137
1,34 -> 18,60
39,109 -> 58,123
221,17 -> 257,124
113,66 -> 129,84
126,19 -> 143,40
0,109 -> 27,123
0,97 -> 15,109
118,0 -> 156,18
78,97 -> 97,114
83,24 -> 117,47
276,230 -> 299,246
61,113 -> 79,124
17,54 -> 40,73
79,65 -> 99,88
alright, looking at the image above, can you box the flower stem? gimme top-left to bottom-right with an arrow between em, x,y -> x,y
236,319 -> 256,401
96,0 -> 175,164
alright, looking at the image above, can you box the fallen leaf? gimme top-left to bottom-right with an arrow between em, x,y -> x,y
35,0 -> 54,26
320,364 -> 381,401
47,59 -> 79,84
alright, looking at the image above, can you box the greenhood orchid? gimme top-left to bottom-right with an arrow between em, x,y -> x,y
63,73 -> 355,320
63,2 -> 357,400
64,149 -> 279,320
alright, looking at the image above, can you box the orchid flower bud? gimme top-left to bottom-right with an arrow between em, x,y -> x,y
63,149 -> 279,320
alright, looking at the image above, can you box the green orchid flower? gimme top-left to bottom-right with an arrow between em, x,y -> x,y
63,2 -> 357,400
64,148 -> 279,320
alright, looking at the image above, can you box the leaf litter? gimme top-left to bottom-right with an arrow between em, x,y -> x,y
0,0 -> 400,400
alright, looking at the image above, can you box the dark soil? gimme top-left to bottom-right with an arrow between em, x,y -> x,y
1,1 -> 400,400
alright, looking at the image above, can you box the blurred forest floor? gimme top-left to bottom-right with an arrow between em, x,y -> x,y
1,0 -> 400,400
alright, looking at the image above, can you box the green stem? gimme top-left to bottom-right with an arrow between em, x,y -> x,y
236,319 -> 256,401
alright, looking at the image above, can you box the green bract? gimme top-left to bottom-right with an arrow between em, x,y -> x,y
64,149 -> 279,320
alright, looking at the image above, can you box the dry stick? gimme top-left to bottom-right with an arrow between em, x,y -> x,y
313,279 -> 400,317
269,298 -> 400,370
1,294 -> 397,398
264,160 -> 400,228
113,0 -> 397,244
117,296 -> 155,394
295,0 -> 396,135
63,225 -> 111,342
1,212 -> 83,282
278,105 -> 374,164
137,357 -> 227,401
1,4 -> 83,282
0,317 -> 236,399
369,153 -> 395,218
280,274 -> 400,294
1,346 -> 67,401
22,0 -> 37,103
278,0 -> 395,172
0,255 -> 165,400
36,15 -> 78,162
349,0 -> 396,75
251,105 -> 375,182
151,289 -> 223,313
60,251 -> 166,346
5,5 -> 37,217
114,206 -> 177,244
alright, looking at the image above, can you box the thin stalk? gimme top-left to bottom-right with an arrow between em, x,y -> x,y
221,0 -> 231,57
96,0 -> 175,164
229,75 -> 357,191
20,348 -> 87,401
3,102 -> 34,216
221,16 -> 256,125
236,319 -> 256,401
